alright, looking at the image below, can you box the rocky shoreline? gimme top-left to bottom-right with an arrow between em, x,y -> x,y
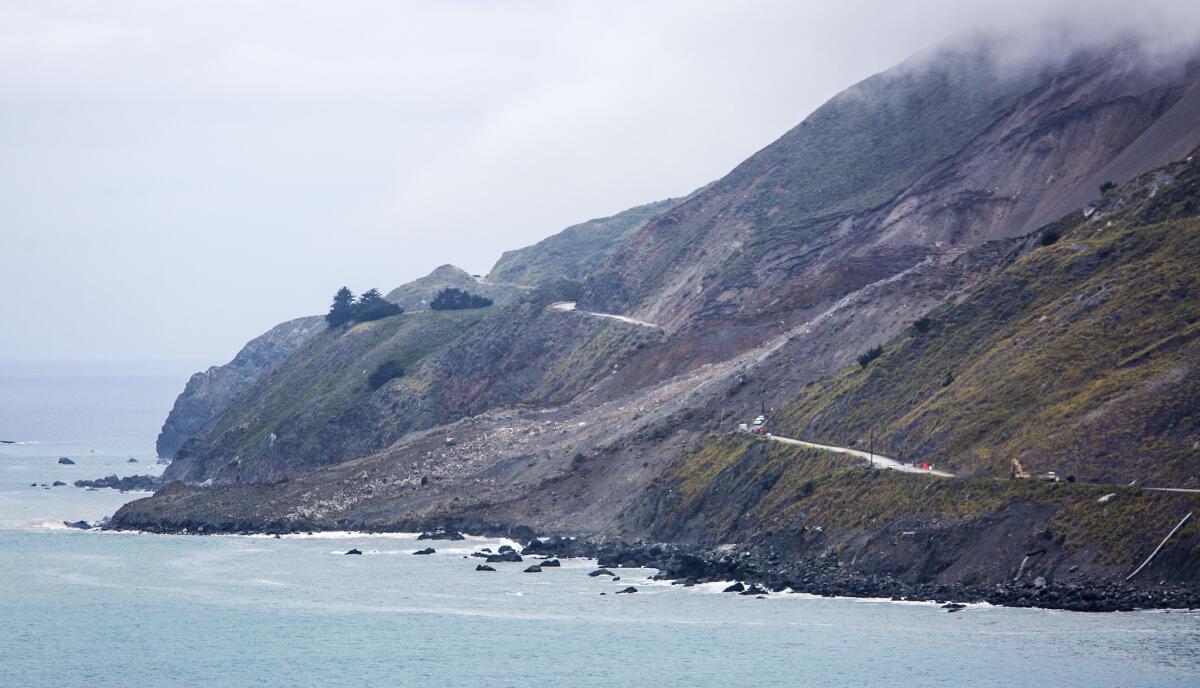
103,515 -> 1200,612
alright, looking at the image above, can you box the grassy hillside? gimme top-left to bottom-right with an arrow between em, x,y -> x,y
168,309 -> 485,483
647,434 -> 1199,571
385,264 -> 524,310
773,161 -> 1200,487
488,198 -> 680,286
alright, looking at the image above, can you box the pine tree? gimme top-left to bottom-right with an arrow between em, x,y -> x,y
326,287 -> 355,327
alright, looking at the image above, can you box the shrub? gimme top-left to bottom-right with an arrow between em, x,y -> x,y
367,359 -> 406,390
430,287 -> 493,310
913,316 -> 932,333
857,345 -> 883,368
1039,230 -> 1061,246
1099,181 -> 1117,194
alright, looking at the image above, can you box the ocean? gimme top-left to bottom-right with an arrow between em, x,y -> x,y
1,361 -> 1198,687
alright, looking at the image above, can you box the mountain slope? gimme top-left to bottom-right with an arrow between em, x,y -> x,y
155,315 -> 325,459
774,160 -> 1200,486
582,44 -> 1200,346
165,309 -> 485,484
488,198 -> 681,286
385,264 -> 526,310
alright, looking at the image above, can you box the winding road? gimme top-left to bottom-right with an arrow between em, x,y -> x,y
548,301 -> 663,329
763,433 -> 956,477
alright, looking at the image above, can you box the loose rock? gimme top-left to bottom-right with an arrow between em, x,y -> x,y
413,547 -> 436,555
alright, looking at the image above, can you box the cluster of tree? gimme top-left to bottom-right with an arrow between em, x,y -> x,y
325,287 -> 404,327
429,287 -> 493,311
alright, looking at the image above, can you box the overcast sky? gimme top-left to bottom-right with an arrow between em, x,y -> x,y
3,1 -> 1198,364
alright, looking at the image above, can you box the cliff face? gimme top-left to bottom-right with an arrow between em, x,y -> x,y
155,315 -> 324,459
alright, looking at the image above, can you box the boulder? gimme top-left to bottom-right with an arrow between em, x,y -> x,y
943,603 -> 967,613
413,548 -> 436,555
418,528 -> 465,541
344,548 -> 363,555
540,558 -> 561,567
52,481 -> 66,487
740,585 -> 767,596
524,565 -> 543,573
126,458 -> 139,463
723,582 -> 745,593
475,564 -> 496,572
63,521 -> 91,530
57,457 -> 75,465
588,568 -> 614,577
615,586 -> 638,594
485,551 -> 523,563
498,545 -> 515,554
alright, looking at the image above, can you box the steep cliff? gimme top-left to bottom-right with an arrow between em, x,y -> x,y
155,315 -> 324,459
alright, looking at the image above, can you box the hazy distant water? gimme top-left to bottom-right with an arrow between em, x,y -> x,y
2,362 -> 1199,687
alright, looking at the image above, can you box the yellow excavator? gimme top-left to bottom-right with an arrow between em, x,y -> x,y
1011,458 -> 1060,482
1010,458 -> 1032,480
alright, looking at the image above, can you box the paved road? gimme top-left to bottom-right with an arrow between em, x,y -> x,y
763,433 -> 956,477
548,301 -> 662,329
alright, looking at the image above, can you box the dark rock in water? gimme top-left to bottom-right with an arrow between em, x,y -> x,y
589,568 -> 614,577
30,483 -> 37,487
540,558 -> 561,567
740,585 -> 767,596
273,534 -> 281,539
479,547 -> 493,553
413,547 -> 436,555
943,603 -> 967,613
470,551 -> 492,558
126,458 -> 138,463
723,582 -> 746,593
485,551 -> 523,563
475,564 -> 496,572
52,481 -> 66,487
418,528 -> 465,541
0,439 -> 15,444
58,457 -> 75,465
615,586 -> 638,594
63,520 -> 91,530
524,565 -> 543,573
498,545 -> 515,554
345,548 -> 363,555
612,576 -> 620,582
74,474 -> 163,491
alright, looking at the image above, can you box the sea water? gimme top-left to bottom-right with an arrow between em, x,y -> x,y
1,362 -> 1198,687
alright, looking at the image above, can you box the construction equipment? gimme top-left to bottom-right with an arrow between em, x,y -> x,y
1010,458 -> 1032,480
1011,459 -> 1059,481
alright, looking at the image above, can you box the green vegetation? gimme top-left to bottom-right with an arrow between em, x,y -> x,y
662,435 -> 1199,566
367,359 -> 406,390
326,287 -> 403,327
189,309 -> 485,477
430,287 -> 493,311
857,345 -> 883,368
774,161 -> 1200,485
